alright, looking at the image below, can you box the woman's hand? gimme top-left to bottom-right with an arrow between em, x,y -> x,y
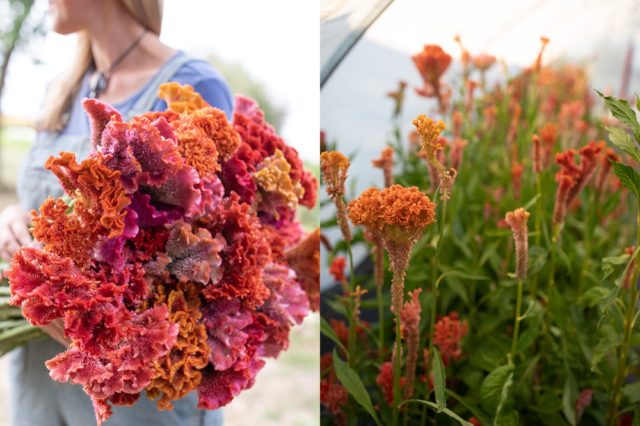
0,204 -> 32,262
42,319 -> 71,348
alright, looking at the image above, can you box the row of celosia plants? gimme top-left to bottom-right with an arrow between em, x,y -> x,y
320,37 -> 639,425
0,83 -> 319,425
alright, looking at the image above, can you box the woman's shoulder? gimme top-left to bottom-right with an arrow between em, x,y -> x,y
160,54 -> 234,119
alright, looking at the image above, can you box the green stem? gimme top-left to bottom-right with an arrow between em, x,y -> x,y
377,281 -> 385,361
606,214 -> 640,425
391,270 -> 404,426
344,237 -> 357,366
510,279 -> 525,359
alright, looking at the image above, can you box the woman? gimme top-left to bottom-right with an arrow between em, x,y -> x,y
0,0 -> 231,424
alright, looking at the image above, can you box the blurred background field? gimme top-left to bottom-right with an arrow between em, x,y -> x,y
0,0 -> 319,425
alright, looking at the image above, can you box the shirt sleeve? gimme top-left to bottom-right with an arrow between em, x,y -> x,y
193,78 -> 234,120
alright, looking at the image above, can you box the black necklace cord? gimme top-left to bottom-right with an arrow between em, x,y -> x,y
87,29 -> 148,98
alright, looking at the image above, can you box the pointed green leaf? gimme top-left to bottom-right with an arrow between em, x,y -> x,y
597,90 -> 640,142
433,347 -> 447,412
623,382 -> 640,404
320,317 -> 347,355
332,351 -> 381,426
611,161 -> 640,204
562,375 -> 577,426
399,399 -> 473,425
480,363 -> 514,415
606,126 -> 640,163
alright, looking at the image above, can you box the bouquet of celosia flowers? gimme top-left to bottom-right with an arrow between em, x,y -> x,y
3,82 -> 319,425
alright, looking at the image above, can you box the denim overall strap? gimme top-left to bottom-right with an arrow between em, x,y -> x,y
123,52 -> 193,120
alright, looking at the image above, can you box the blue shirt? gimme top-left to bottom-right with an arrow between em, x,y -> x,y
60,50 -> 233,137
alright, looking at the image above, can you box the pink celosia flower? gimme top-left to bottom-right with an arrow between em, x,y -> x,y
432,312 -> 468,365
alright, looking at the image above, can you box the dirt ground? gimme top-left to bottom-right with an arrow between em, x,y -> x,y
0,189 -> 320,426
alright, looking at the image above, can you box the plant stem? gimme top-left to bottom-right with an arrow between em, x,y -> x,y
391,269 -> 405,426
377,279 -> 385,361
344,237 -> 357,366
510,279 -> 525,358
606,215 -> 640,425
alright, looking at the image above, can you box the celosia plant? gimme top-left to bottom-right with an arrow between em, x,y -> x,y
321,37 -> 639,426
5,83 -> 318,425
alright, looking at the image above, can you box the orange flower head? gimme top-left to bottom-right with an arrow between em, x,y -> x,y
413,114 -> 446,165
158,82 -> 208,113
473,53 -> 496,72
254,149 -> 306,211
320,151 -> 350,199
372,146 -> 394,187
329,256 -> 346,283
412,44 -> 452,87
504,208 -> 530,279
348,185 -> 436,245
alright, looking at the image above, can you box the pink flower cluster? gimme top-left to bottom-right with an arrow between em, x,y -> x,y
7,83 -> 318,425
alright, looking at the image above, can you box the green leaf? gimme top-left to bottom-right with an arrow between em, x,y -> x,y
433,347 -> 447,412
496,409 -> 519,426
606,126 -> 640,163
603,253 -> 632,281
562,375 -> 577,426
332,351 -> 381,426
495,370 -> 514,420
622,382 -> 640,404
597,90 -> 640,142
399,399 -> 473,426
579,286 -> 611,307
320,317 -> 347,355
480,363 -> 514,415
611,161 -> 640,205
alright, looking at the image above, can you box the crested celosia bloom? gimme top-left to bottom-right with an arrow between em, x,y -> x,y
7,83 -> 316,424
553,141 -> 602,228
321,151 -> 352,242
321,353 -> 348,425
348,184 -> 436,316
432,312 -> 468,365
412,44 -> 452,93
504,208 -> 530,280
372,146 -> 394,188
329,255 -> 346,283
400,288 -> 421,398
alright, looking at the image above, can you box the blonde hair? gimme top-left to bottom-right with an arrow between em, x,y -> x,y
37,0 -> 164,132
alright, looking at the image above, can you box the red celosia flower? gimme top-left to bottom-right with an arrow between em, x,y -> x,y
432,312 -> 468,365
330,256 -> 347,283
400,288 -> 422,398
575,388 -> 593,423
376,361 -> 406,406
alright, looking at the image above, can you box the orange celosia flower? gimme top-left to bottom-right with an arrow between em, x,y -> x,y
285,229 -> 320,311
473,53 -> 496,72
254,149 -> 305,211
596,148 -> 621,194
372,146 -> 394,188
387,80 -> 407,117
320,151 -> 352,242
534,36 -> 550,72
539,122 -> 558,167
171,108 -> 241,177
432,312 -> 468,366
504,208 -> 530,280
511,162 -> 524,200
532,135 -> 542,173
45,152 -> 130,237
31,198 -> 106,269
348,185 -> 436,314
413,114 -> 447,168
412,45 -> 452,90
158,82 -> 208,113
146,282 -> 210,410
400,288 -> 421,398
